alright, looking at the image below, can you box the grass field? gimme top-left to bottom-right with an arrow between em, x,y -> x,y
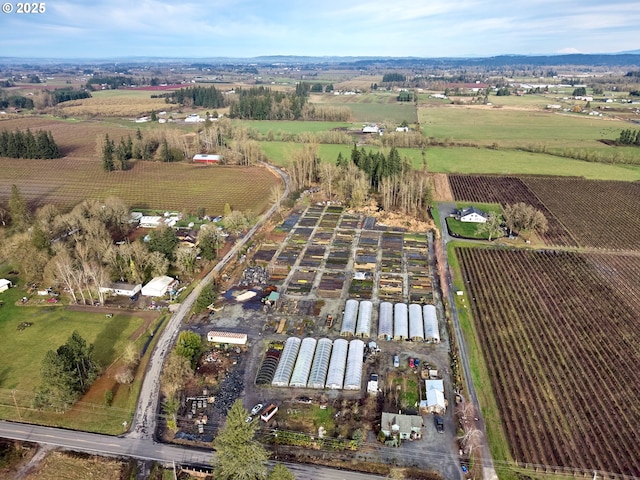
234,119 -> 352,135
58,89 -> 169,117
314,92 -> 418,124
260,141 -> 640,180
24,451 -> 126,480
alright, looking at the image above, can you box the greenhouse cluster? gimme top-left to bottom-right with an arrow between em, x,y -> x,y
379,302 -> 440,343
340,299 -> 373,338
270,336 -> 365,390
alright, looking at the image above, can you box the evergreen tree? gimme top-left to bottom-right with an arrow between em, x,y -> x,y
102,134 -> 115,171
8,184 -> 29,230
213,399 -> 269,480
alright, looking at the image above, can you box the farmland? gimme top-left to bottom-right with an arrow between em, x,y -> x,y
456,247 -> 640,477
448,175 -> 640,249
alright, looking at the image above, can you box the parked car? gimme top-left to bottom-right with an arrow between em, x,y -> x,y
250,403 -> 264,415
434,415 -> 444,433
393,355 -> 400,368
409,358 -> 415,368
245,416 -> 254,423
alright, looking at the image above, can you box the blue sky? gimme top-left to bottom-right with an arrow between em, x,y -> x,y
1,0 -> 639,58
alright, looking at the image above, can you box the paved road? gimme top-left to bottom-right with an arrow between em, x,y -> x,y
437,203 -> 498,480
0,421 -> 383,479
128,162 -> 290,441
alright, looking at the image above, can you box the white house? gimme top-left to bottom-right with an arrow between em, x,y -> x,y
139,216 -> 163,228
362,124 -> 379,134
99,282 -> 142,297
395,126 -> 409,132
141,275 -> 177,297
184,114 -> 205,123
0,279 -> 12,293
380,412 -> 423,440
459,206 -> 488,223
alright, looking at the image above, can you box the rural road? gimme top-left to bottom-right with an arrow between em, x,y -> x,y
128,162 -> 290,441
0,421 -> 384,479
437,203 -> 499,480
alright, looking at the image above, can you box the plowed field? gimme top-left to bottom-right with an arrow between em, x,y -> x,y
457,247 -> 640,476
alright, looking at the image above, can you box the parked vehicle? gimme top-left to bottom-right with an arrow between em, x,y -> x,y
393,355 -> 400,368
409,358 -> 415,368
434,415 -> 444,433
250,403 -> 263,415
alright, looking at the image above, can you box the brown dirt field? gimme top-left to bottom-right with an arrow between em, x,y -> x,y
23,451 -> 124,480
430,173 -> 454,201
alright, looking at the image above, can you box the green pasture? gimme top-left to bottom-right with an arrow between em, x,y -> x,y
319,93 -> 418,124
419,105 -> 624,149
0,278 -> 152,432
233,119 -> 352,135
260,141 -> 640,181
90,89 -> 163,100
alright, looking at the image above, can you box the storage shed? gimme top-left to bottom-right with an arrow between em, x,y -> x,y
378,301 -> 393,340
307,338 -> 332,389
289,337 -> 317,387
0,279 -> 12,293
206,331 -> 248,345
393,303 -> 409,341
423,304 -> 440,343
340,299 -> 358,337
356,300 -> 372,338
409,304 -> 425,341
343,339 -> 365,390
271,337 -> 301,387
141,275 -> 177,297
325,338 -> 348,389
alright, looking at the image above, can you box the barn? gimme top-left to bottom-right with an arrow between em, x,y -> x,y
141,275 -> 177,297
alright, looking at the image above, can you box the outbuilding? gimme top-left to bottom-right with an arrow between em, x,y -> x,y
193,154 -> 223,164
340,299 -> 358,337
141,275 -> 177,297
0,279 -> 12,293
206,331 -> 248,345
377,301 -> 393,340
99,282 -> 142,297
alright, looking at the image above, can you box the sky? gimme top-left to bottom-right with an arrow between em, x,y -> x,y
0,0 -> 639,59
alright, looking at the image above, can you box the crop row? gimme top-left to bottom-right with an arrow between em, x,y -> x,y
457,247 -> 640,476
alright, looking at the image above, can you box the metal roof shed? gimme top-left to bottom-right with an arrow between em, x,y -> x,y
289,337 -> 317,387
423,304 -> 440,343
356,300 -> 373,338
307,338 -> 332,389
343,339 -> 365,390
340,299 -> 358,337
325,338 -> 348,389
393,303 -> 409,341
378,301 -> 393,340
409,303 -> 425,341
271,337 -> 301,387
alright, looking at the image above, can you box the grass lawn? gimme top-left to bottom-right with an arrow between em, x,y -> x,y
0,278 -> 159,433
233,119 -> 352,135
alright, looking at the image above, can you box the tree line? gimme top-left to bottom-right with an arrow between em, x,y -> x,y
163,85 -> 226,109
85,75 -> 136,90
617,128 -> 640,146
229,86 -> 308,120
0,128 -> 61,159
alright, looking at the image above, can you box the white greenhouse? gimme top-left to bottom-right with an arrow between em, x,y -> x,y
355,300 -> 373,338
343,339 -> 365,390
393,303 -> 409,341
325,338 -> 349,389
378,301 -> 393,340
423,304 -> 440,343
409,303 -> 425,341
307,338 -> 333,389
340,299 -> 359,337
271,337 -> 301,387
289,337 -> 317,387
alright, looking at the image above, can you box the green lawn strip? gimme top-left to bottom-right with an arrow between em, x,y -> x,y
445,203 -> 503,239
233,120 -> 352,135
447,243 -> 515,477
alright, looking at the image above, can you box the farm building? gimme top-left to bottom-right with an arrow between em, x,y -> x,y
141,276 -> 177,297
139,216 -> 164,228
289,338 -> 317,388
325,338 -> 348,389
307,338 -> 332,389
0,279 -> 12,293
340,299 -> 359,337
459,206 -> 488,223
356,300 -> 373,338
409,304 -> 425,341
99,282 -> 141,297
261,404 -> 278,422
362,123 -> 380,134
393,303 -> 409,341
272,337 -> 301,387
343,339 -> 365,390
423,305 -> 440,343
378,302 -> 393,340
193,154 -> 223,164
129,212 -> 143,224
206,331 -> 248,345
422,379 -> 446,414
380,412 -> 423,440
